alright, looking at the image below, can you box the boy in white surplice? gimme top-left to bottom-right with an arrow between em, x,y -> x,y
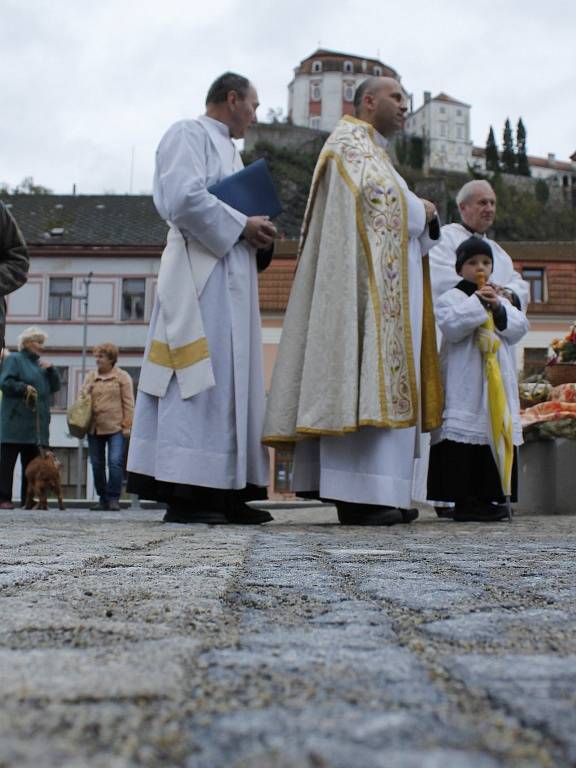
427,236 -> 529,522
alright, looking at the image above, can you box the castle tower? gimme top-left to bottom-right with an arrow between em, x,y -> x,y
288,49 -> 399,133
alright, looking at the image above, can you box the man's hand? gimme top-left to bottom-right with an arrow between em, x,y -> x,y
421,199 -> 437,224
243,216 -> 277,249
476,285 -> 501,309
490,283 -> 514,303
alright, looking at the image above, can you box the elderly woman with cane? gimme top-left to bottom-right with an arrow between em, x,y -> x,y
0,327 -> 60,509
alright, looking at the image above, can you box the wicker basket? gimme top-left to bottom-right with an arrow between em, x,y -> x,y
545,363 -> 576,387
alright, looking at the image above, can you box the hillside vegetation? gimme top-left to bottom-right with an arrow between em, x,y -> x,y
244,142 -> 576,242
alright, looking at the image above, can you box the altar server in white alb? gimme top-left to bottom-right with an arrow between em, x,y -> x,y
127,72 -> 276,524
427,237 -> 529,521
262,77 -> 444,526
429,180 -> 529,309
411,179 -> 529,509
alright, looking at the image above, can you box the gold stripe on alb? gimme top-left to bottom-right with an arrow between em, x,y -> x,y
148,338 -> 209,370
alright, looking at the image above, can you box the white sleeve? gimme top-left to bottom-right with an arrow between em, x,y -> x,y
504,270 -> 530,312
429,235 -> 462,300
153,121 -> 246,258
499,302 -> 530,345
435,291 -> 489,343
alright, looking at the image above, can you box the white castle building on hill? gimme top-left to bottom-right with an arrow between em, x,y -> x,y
404,92 -> 473,174
288,48 -> 398,132
286,49 -> 574,186
404,91 -> 575,187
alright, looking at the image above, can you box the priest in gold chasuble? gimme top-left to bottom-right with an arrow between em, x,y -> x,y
262,78 -> 443,525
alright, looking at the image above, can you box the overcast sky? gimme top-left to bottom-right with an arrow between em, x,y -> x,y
2,0 -> 574,195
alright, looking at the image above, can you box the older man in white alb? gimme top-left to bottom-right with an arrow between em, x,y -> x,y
429,179 -> 529,309
127,72 -> 276,525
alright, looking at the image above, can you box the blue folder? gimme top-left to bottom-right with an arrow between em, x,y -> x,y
208,158 -> 283,219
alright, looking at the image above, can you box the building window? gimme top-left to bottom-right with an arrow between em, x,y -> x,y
309,116 -> 321,130
51,366 -> 69,410
440,124 -> 447,137
373,66 -> 382,76
343,83 -> 355,102
456,109 -> 462,116
439,106 -> 446,113
343,60 -> 353,73
311,60 -> 322,73
48,277 -> 73,321
524,348 -> 548,377
274,448 -> 293,493
123,366 -> 141,397
457,126 -> 463,139
522,267 -> 545,303
310,82 -> 322,102
122,278 -> 145,320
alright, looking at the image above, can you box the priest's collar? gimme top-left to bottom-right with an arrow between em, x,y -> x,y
341,115 -> 391,149
374,131 -> 389,149
459,221 -> 485,238
199,114 -> 231,138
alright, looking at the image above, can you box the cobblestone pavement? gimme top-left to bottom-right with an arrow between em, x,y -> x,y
1,506 -> 575,768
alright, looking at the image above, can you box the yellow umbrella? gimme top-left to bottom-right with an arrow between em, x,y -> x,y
475,270 -> 514,522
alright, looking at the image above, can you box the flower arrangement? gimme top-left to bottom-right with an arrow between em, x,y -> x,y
547,322 -> 576,365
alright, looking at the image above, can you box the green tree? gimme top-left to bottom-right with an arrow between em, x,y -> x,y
12,176 -> 53,194
501,119 -> 516,174
409,136 -> 425,169
485,126 -> 501,173
516,118 -> 530,176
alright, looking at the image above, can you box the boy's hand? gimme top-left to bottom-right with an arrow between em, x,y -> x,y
476,285 -> 501,309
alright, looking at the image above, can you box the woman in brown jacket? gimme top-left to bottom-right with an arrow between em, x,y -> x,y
82,343 -> 134,511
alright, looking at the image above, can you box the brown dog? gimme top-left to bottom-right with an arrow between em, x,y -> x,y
24,451 -> 66,510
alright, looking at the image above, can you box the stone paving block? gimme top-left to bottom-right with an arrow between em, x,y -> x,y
445,654 -> 576,762
183,706 -> 487,768
421,608 -> 572,643
0,637 -> 200,701
360,577 -> 486,610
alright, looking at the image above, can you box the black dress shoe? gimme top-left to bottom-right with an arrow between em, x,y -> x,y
435,506 -> 455,519
90,501 -> 109,511
162,507 -> 229,524
225,505 -> 274,525
452,499 -> 508,523
337,505 -> 418,526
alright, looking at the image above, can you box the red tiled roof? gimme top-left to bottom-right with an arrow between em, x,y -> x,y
301,49 -> 389,67
471,147 -> 572,172
527,155 -> 572,171
433,92 -> 471,108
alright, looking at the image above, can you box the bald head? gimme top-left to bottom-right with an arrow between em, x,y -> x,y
457,180 -> 497,233
353,77 -> 407,138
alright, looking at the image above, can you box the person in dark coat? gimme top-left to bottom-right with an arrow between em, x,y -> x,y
0,327 -> 60,509
0,201 -> 30,349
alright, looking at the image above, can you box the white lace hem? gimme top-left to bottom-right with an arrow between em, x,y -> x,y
432,427 -> 523,447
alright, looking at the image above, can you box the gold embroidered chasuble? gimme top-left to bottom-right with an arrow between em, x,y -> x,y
262,116 -> 442,446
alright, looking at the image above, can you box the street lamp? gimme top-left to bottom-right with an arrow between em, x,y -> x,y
72,272 -> 93,499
